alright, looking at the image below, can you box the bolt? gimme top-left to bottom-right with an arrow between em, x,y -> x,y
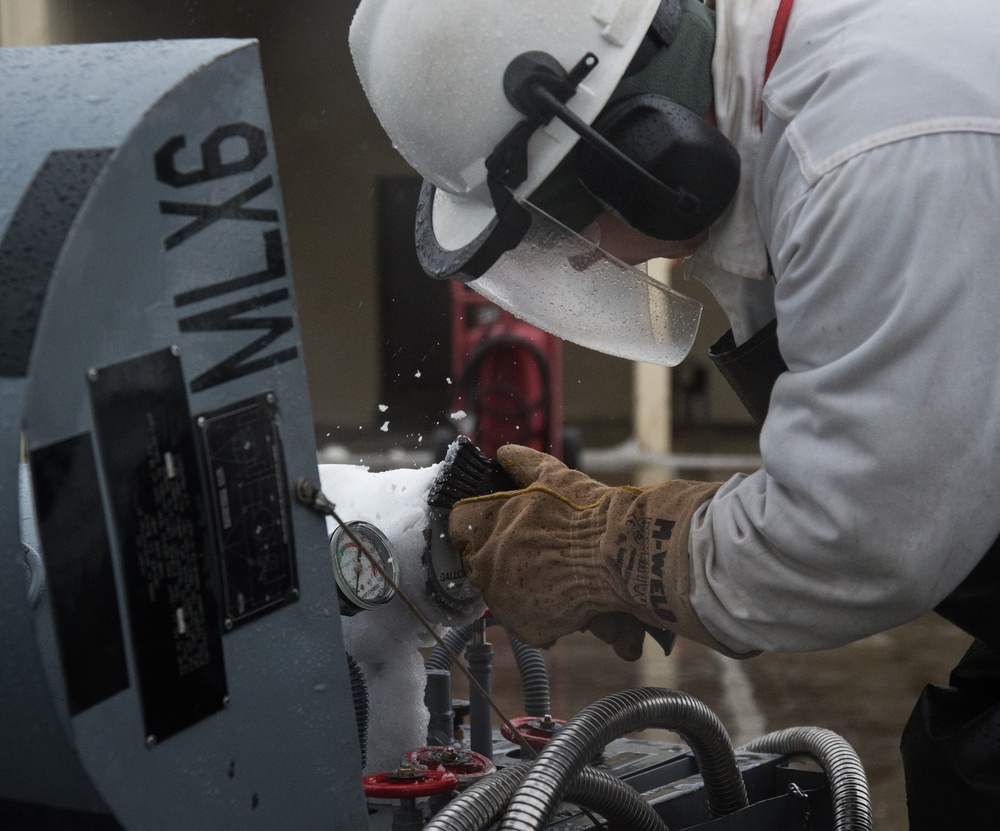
146,735 -> 157,749
296,476 -> 317,506
537,714 -> 557,733
86,368 -> 98,382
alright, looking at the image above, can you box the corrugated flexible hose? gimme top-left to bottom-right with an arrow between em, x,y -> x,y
499,687 -> 748,831
424,762 -> 667,831
741,726 -> 873,831
345,652 -> 369,769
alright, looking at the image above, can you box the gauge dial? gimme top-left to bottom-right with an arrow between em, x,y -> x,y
424,507 -> 483,614
330,521 -> 398,614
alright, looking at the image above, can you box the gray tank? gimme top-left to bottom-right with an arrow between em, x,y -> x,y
0,38 -> 367,830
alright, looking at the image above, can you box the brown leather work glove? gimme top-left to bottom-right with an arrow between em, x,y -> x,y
449,445 -> 746,660
586,611 -> 678,662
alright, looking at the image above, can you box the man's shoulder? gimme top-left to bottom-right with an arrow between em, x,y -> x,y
763,0 -> 1000,185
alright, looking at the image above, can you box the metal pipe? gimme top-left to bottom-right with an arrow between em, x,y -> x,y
500,687 -> 748,831
466,618 -> 494,760
741,726 -> 873,831
425,762 -> 667,831
425,668 -> 455,747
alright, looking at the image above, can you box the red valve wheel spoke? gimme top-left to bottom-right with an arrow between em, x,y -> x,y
363,768 -> 458,799
405,747 -> 496,788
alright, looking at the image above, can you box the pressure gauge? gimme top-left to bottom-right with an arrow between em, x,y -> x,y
330,521 -> 399,615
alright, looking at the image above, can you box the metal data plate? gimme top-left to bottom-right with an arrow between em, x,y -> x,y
196,393 -> 298,629
29,433 -> 130,718
89,348 -> 227,744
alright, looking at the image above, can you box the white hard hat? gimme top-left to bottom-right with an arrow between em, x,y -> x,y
350,0 -> 662,253
349,0 -> 738,366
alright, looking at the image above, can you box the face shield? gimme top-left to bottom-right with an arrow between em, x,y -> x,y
467,199 -> 701,366
412,48 -> 711,367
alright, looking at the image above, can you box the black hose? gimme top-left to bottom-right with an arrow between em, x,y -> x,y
424,621 -> 551,715
741,726 -> 873,831
425,762 -> 667,831
507,634 -> 550,717
569,764 -> 666,831
500,687 -> 748,831
345,652 -> 369,769
424,623 -> 476,672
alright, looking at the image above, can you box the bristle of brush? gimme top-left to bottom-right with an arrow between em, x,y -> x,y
427,436 -> 517,509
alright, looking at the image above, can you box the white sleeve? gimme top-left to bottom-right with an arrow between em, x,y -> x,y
688,131 -> 1000,653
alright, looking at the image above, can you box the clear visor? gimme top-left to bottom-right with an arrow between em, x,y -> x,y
469,201 -> 701,366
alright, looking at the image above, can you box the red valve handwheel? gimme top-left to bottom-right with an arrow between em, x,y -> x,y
500,715 -> 567,751
362,768 -> 458,799
405,747 -> 496,788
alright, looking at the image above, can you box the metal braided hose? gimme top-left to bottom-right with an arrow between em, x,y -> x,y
425,762 -> 667,831
500,687 -> 748,831
741,726 -> 873,831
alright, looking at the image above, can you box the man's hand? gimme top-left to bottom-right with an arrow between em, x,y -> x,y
448,445 -> 738,659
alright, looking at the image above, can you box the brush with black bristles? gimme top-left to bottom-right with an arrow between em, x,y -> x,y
423,436 -> 517,618
427,435 -> 518,510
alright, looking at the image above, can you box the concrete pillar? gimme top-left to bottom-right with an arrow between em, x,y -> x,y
0,0 -> 52,46
632,258 -> 675,484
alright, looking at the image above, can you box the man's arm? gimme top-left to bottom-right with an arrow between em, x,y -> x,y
689,131 -> 1000,653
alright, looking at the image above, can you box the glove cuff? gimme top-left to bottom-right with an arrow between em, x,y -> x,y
600,479 -> 753,658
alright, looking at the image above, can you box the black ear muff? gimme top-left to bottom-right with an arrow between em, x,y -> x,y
578,94 -> 741,241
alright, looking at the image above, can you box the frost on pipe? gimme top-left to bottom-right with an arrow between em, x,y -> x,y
318,463 -> 485,773
469,202 -> 702,367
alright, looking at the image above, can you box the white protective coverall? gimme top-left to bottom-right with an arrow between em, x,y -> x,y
685,0 -> 1000,654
